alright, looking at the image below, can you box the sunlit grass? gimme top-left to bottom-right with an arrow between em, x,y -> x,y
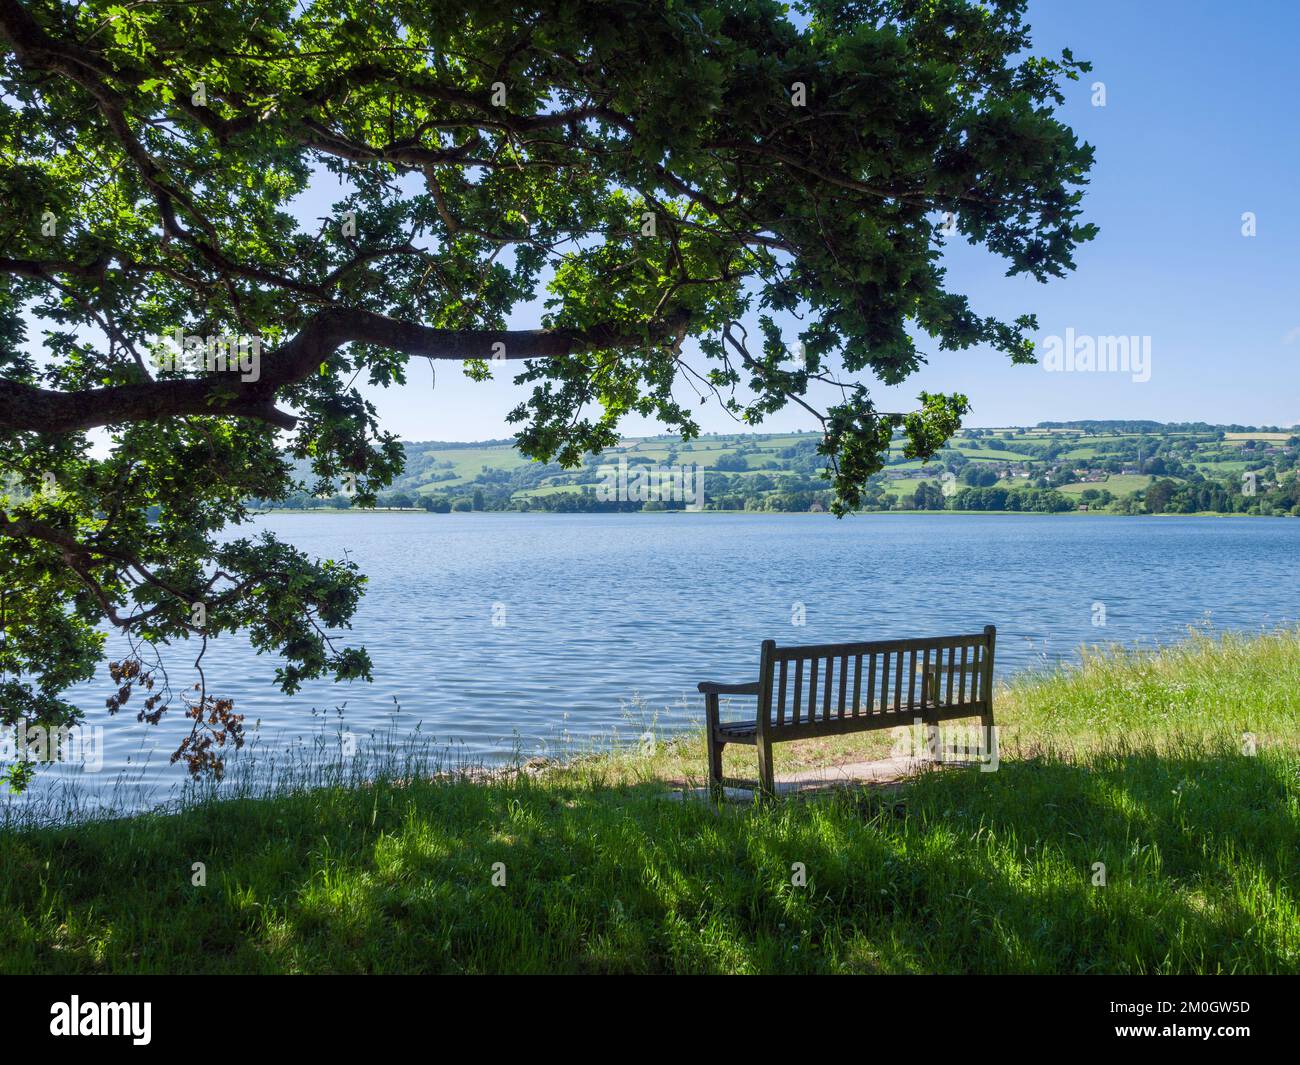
1,628 -> 1298,974
998,626 -> 1300,753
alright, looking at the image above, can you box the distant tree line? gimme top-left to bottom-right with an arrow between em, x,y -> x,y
255,427 -> 1300,517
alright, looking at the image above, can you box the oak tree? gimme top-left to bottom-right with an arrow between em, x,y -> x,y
0,0 -> 1094,786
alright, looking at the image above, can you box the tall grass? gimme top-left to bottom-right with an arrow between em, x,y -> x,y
998,626 -> 1300,752
1,628 -> 1297,974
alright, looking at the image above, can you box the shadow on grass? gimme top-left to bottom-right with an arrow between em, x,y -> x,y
1,743 -> 1297,974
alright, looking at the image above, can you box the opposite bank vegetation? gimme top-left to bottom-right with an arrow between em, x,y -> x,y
260,423 -> 1300,517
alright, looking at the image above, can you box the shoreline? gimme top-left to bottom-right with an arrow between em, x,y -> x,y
3,628 -> 1297,974
249,507 -> 1294,519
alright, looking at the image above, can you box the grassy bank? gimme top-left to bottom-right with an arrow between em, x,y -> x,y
2,630 -> 1298,974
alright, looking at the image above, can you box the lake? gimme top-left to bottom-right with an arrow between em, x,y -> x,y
9,512 -> 1300,814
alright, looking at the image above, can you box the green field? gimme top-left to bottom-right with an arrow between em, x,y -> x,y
3,629 -> 1298,974
274,421 -> 1297,516
1057,474 -> 1155,496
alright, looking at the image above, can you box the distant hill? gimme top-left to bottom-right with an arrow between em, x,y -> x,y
262,423 -> 1300,516
1035,420 -> 1295,434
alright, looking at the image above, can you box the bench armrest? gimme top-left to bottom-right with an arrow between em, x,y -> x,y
697,680 -> 761,696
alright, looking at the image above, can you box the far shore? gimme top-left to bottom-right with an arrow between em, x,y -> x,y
250,507 -> 1292,519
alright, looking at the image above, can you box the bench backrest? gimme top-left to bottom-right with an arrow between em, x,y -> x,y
757,626 -> 995,735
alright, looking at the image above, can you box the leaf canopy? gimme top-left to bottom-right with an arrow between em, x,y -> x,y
0,0 -> 1094,786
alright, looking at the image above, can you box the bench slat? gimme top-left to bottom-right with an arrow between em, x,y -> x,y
878,652 -> 890,715
907,649 -> 917,713
822,655 -> 833,721
889,650 -> 899,717
771,632 -> 990,663
750,703 -> 990,744
851,655 -> 862,718
837,654 -> 848,720
865,653 -> 876,715
921,647 -> 931,710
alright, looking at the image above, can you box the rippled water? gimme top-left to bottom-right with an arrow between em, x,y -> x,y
11,512 -> 1300,813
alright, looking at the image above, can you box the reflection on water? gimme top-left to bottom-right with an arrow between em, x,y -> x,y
11,512 -> 1300,814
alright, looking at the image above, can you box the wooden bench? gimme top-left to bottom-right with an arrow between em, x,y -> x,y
697,626 -> 996,797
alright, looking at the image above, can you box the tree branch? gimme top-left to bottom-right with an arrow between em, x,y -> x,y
0,307 -> 690,434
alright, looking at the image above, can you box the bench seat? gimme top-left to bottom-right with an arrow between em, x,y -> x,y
698,626 -> 997,797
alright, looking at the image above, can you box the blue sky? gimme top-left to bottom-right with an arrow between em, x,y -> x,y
44,1 -> 1290,444
349,0 -> 1298,443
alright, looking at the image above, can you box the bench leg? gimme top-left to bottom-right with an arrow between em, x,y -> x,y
705,693 -> 724,801
981,703 -> 996,764
756,738 -> 775,800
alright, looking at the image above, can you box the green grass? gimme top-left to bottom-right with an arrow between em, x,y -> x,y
949,445 -> 1032,461
882,475 -> 932,496
416,445 -> 534,480
2,629 -> 1298,974
1057,474 -> 1154,496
